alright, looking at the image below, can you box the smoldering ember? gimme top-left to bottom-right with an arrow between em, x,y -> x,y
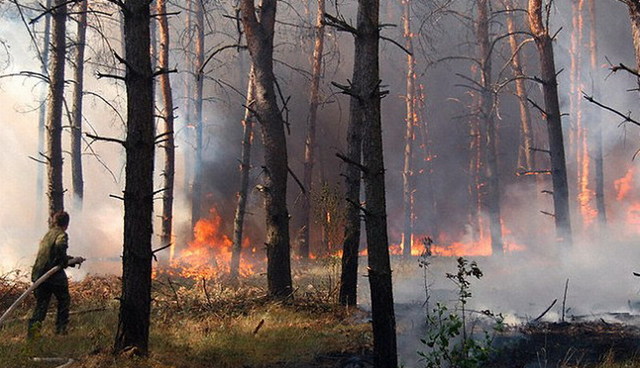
4,0 -> 640,367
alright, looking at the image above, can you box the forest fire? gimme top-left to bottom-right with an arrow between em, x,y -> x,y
164,208 -> 258,279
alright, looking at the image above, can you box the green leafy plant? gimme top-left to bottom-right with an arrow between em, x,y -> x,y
419,257 -> 504,368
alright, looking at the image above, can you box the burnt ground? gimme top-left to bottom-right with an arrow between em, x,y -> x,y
489,318 -> 640,367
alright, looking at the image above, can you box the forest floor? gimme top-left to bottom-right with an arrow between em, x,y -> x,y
2,257 -> 640,367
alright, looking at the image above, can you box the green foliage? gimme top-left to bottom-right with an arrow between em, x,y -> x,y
419,257 -> 504,368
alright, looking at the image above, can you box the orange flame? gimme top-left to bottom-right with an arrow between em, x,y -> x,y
168,207 -> 255,279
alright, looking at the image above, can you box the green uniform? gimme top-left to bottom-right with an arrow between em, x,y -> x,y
28,226 -> 71,336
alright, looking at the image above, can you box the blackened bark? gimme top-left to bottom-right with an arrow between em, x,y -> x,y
300,0 -> 326,260
528,0 -> 573,247
158,0 -> 175,250
114,0 -> 155,355
191,0 -> 204,229
240,0 -> 292,298
402,0 -> 415,257
231,70 -> 255,280
46,0 -> 67,220
357,1 -> 398,365
338,22 -> 366,307
71,0 -> 87,210
478,0 -> 503,255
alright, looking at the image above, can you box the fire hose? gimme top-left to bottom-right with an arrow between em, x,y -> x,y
0,257 -> 85,327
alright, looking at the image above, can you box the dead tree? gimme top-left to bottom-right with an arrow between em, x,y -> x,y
157,0 -> 175,251
401,0 -> 416,257
528,0 -> 573,247
231,69 -> 255,280
114,0 -> 155,355
191,0 -> 205,229
240,0 -> 293,298
71,0 -> 88,210
300,0 -> 326,260
46,0 -> 68,219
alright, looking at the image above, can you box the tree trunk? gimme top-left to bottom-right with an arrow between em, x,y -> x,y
338,32 -> 365,308
401,0 -> 415,257
240,0 -> 292,298
157,0 -> 175,251
71,0 -> 87,210
505,0 -> 535,174
589,0 -> 606,225
114,0 -> 155,355
528,0 -> 573,247
191,0 -> 205,229
626,1 -> 640,76
468,92 -> 482,242
46,0 -> 67,220
357,1 -> 398,365
36,0 -> 52,222
477,0 -> 503,255
231,69 -> 255,280
300,0 -> 326,260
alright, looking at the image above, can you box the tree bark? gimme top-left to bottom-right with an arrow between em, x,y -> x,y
157,0 -> 175,251
71,0 -> 88,210
46,0 -> 67,220
401,0 -> 415,257
589,0 -> 606,225
338,34 -> 364,308
191,0 -> 205,229
625,1 -> 640,75
231,69 -> 255,280
357,1 -> 398,365
300,0 -> 326,260
505,0 -> 535,174
36,0 -> 52,222
478,0 -> 503,255
114,0 -> 155,355
240,0 -> 292,298
528,0 -> 573,247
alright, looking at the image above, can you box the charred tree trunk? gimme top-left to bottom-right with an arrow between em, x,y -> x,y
114,0 -> 155,355
528,0 -> 573,247
356,1 -> 398,365
402,0 -> 415,257
338,39 -> 364,308
240,0 -> 292,298
478,0 -> 503,255
157,0 -> 175,250
300,0 -> 326,260
505,0 -> 535,174
589,0 -> 606,225
71,0 -> 87,210
37,0 -> 52,221
231,70 -> 255,280
191,0 -> 204,229
46,0 -> 67,220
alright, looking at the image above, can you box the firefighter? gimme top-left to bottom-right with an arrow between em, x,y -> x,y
28,211 -> 83,338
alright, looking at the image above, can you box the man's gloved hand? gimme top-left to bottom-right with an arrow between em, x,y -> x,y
68,257 -> 86,268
